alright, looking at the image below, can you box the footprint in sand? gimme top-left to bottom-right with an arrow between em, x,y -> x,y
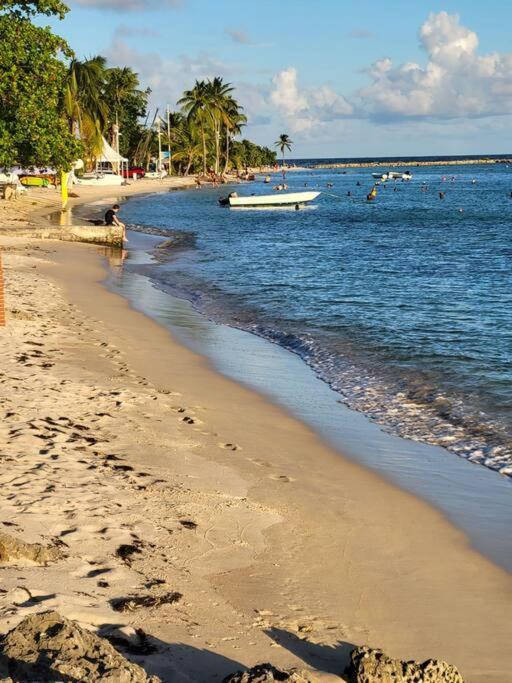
219,443 -> 241,452
269,474 -> 295,483
181,416 -> 202,425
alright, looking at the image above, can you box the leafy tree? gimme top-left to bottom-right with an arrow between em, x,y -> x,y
0,2 -> 81,169
231,139 -> 276,170
0,0 -> 69,19
274,133 -> 293,168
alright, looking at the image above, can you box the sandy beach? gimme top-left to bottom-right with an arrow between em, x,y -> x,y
0,184 -> 511,682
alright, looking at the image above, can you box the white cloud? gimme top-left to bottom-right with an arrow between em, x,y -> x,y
73,0 -> 182,11
101,11 -> 512,153
269,67 -> 352,133
106,35 -> 237,111
358,11 -> 512,119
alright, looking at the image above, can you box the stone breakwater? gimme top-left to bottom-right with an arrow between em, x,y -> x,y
311,158 -> 512,169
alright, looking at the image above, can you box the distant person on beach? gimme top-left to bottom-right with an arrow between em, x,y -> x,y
105,204 -> 127,242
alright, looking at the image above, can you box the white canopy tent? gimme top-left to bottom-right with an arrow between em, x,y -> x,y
95,137 -> 128,178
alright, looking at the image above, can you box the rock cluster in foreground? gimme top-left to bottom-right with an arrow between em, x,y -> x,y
224,647 -> 464,683
344,646 -> 464,682
0,611 -> 159,682
0,611 -> 464,683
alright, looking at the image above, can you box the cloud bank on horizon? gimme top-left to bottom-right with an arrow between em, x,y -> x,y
100,10 -> 512,153
269,12 -> 512,134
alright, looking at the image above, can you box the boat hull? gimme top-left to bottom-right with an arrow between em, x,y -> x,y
229,191 -> 320,207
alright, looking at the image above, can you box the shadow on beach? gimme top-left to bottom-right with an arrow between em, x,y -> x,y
264,627 -> 355,676
100,624 -> 245,682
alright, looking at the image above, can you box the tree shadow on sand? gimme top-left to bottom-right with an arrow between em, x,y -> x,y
264,627 -> 356,676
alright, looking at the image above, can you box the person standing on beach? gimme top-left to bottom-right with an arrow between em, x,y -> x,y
105,204 -> 127,243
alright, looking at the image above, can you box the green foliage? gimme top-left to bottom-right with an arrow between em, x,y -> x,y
0,0 -> 69,19
231,139 -> 276,169
64,56 -> 108,159
0,15 -> 80,169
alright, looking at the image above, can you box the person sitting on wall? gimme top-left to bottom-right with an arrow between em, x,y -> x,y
105,204 -> 127,242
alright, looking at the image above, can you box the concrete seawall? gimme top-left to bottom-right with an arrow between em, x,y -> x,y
0,224 -> 123,247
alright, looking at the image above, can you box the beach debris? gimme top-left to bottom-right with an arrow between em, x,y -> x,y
0,611 -> 160,682
110,591 -> 182,612
115,542 -> 142,564
222,663 -> 331,682
179,519 -> 198,530
344,646 -> 464,682
0,531 -> 62,566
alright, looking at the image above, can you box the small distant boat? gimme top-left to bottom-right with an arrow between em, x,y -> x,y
372,171 -> 412,181
226,191 -> 320,208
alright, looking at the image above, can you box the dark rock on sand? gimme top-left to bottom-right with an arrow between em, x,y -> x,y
345,646 -> 464,682
0,611 -> 160,682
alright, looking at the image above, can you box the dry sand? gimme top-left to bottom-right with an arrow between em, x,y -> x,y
0,185 -> 511,682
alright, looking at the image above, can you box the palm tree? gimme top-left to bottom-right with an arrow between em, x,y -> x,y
64,56 -> 108,160
169,119 -> 203,175
104,66 -> 142,154
274,133 -> 293,172
206,77 -> 234,174
223,97 -> 246,174
178,80 -> 211,175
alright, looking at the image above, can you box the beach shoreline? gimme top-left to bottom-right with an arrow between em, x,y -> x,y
0,178 -> 512,680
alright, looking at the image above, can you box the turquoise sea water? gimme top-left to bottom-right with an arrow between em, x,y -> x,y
121,163 -> 512,478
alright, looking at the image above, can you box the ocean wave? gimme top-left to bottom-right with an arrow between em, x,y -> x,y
142,266 -> 512,480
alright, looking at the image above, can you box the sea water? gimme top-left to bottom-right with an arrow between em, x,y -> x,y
121,163 -> 512,479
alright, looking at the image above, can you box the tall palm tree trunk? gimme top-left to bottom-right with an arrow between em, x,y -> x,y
200,120 -> 207,175
224,129 -> 230,174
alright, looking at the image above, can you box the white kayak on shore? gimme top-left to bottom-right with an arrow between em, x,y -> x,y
228,191 -> 320,207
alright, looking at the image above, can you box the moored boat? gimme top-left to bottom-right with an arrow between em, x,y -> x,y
372,171 -> 412,181
228,191 -> 320,208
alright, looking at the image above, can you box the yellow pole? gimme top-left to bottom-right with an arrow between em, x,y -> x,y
61,171 -> 69,209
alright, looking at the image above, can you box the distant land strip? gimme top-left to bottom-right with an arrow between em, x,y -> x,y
310,158 -> 512,169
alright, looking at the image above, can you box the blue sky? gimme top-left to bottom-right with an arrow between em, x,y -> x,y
46,0 -> 512,157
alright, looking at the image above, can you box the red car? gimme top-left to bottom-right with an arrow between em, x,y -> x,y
121,166 -> 146,179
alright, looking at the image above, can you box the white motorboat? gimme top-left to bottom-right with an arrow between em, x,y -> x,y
228,191 -> 320,208
372,171 -> 412,181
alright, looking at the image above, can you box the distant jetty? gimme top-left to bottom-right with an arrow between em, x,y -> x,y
311,158 -> 512,169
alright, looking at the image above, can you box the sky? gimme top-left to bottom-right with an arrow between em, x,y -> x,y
45,0 -> 512,158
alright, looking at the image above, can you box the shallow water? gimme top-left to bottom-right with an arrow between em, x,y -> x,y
105,237 -> 512,573
120,164 -> 512,479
